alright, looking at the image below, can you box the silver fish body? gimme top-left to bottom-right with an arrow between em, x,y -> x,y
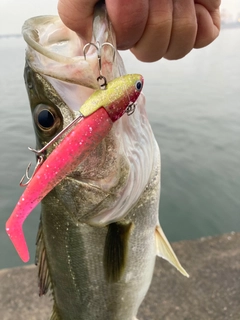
23,9 -> 188,320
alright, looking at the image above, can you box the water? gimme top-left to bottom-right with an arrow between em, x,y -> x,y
0,29 -> 240,269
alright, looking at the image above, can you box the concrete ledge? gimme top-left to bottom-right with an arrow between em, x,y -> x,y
1,233 -> 240,320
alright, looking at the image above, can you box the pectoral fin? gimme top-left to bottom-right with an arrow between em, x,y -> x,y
155,225 -> 189,277
104,222 -> 133,282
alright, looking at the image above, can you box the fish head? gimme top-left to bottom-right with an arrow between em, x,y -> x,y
24,61 -> 77,151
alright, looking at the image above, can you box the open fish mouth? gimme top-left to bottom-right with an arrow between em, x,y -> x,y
22,14 -> 122,98
22,15 -> 100,89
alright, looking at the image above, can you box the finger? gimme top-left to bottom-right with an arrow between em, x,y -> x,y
57,0 -> 98,41
194,3 -> 220,48
164,0 -> 197,60
130,0 -> 173,62
195,0 -> 221,13
106,0 -> 149,50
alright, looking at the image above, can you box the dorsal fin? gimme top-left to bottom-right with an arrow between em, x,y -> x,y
155,225 -> 189,277
104,222 -> 133,282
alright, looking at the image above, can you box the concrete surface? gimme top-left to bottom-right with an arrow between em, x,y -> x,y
0,232 -> 240,320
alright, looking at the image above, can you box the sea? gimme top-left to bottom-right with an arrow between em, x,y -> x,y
0,28 -> 239,269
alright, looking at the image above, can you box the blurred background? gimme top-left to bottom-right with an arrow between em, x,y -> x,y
0,0 -> 239,269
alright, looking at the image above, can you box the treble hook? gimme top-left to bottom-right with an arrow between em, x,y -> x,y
19,155 -> 44,187
19,115 -> 84,187
83,42 -> 101,70
83,41 -> 116,89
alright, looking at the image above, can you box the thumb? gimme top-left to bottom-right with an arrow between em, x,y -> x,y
58,0 -> 98,41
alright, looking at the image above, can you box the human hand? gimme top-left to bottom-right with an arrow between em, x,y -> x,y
58,0 -> 221,62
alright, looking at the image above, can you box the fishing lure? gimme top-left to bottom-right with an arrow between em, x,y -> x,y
6,74 -> 143,262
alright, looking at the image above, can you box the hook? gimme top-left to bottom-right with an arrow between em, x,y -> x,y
28,114 -> 83,156
83,41 -> 116,88
100,42 -> 116,63
97,75 -> 107,89
19,156 -> 44,187
19,114 -> 84,187
83,41 -> 101,70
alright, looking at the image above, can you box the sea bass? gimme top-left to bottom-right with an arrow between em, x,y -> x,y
6,73 -> 143,263
6,8 -> 188,320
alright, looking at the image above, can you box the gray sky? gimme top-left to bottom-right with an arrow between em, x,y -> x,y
0,0 -> 239,35
0,0 -> 58,34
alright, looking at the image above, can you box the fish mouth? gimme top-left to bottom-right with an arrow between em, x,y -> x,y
22,15 -> 122,111
22,15 -> 98,88
22,15 -> 118,91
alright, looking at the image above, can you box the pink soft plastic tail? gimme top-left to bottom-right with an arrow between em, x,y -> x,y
6,108 -> 112,262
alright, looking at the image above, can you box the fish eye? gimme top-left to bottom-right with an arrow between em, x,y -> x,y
34,104 -> 62,136
135,80 -> 142,91
38,109 -> 55,129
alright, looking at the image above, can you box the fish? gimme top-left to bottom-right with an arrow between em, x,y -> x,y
6,6 -> 188,320
6,73 -> 143,263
